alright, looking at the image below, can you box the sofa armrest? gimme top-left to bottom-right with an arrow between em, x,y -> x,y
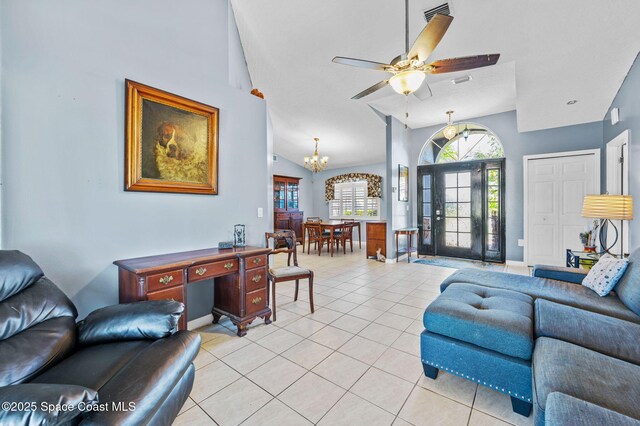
546,392 -> 640,426
77,300 -> 184,346
535,299 -> 640,365
532,264 -> 588,284
80,331 -> 200,425
0,383 -> 98,425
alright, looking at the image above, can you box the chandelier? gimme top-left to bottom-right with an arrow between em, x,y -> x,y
443,111 -> 458,140
303,138 -> 329,173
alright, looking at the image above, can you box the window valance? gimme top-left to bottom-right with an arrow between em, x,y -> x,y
325,173 -> 382,201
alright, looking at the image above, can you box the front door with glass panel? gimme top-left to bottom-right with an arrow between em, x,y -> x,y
417,159 -> 505,262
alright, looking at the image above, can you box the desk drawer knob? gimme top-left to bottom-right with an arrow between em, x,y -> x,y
195,267 -> 207,276
224,262 -> 234,270
251,274 -> 262,283
253,258 -> 262,264
159,275 -> 173,285
252,296 -> 262,305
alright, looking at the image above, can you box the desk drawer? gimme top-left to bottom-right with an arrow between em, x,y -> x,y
246,254 -> 267,270
148,269 -> 183,292
246,267 -> 267,292
147,285 -> 184,303
188,259 -> 238,280
245,288 -> 267,316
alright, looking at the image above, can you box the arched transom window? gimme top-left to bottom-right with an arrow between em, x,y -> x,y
419,123 -> 504,165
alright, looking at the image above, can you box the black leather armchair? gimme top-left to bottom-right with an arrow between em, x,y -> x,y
0,250 -> 200,425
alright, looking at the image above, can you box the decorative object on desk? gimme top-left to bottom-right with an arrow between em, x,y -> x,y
582,194 -> 633,256
581,254 -> 629,296
303,137 -> 329,173
218,241 -> 234,249
398,164 -> 409,202
234,224 -> 246,247
125,80 -> 219,195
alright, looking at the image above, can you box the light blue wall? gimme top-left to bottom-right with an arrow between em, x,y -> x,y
386,116 -> 414,258
410,111 -> 603,261
0,0 -> 270,320
273,156 -> 315,216
603,52 -> 640,251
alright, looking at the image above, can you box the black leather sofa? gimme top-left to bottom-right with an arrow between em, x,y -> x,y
0,250 -> 201,425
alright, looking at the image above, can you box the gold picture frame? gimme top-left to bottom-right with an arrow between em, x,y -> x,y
125,80 -> 219,195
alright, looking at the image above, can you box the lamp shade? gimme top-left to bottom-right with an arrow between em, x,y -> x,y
582,194 -> 633,220
389,70 -> 425,95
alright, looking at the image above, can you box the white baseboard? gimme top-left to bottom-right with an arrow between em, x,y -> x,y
506,260 -> 526,266
187,314 -> 213,331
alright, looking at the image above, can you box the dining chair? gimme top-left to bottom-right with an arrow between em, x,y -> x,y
306,223 -> 330,255
336,222 -> 355,254
265,230 -> 314,321
342,218 -> 359,248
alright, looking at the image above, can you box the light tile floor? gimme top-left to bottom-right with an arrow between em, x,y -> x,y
174,245 -> 532,426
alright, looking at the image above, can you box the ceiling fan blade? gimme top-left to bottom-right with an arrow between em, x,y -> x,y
413,82 -> 432,101
427,54 -> 500,74
408,14 -> 454,63
351,80 -> 389,100
332,56 -> 391,71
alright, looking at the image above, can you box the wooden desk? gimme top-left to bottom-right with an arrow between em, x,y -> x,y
114,246 -> 271,336
395,228 -> 419,263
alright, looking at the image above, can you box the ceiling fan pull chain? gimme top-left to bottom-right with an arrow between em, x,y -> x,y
405,94 -> 409,129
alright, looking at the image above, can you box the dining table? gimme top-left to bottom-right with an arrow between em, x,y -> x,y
301,220 -> 361,257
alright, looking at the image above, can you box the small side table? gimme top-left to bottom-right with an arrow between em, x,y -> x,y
566,249 -> 600,270
395,228 -> 419,263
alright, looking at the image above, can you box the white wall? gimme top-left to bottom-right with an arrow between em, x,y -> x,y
272,155 -> 314,216
1,0 -> 270,320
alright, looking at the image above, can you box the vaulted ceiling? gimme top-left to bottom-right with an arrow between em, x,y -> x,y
231,0 -> 640,169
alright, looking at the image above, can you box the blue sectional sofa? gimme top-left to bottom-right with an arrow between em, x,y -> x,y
421,248 -> 640,425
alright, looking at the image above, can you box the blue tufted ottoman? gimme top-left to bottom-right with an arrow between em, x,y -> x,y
421,283 -> 534,416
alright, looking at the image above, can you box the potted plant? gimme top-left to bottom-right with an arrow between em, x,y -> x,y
579,230 -> 596,253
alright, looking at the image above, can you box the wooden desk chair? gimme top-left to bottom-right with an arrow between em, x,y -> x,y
336,222 -> 355,254
306,223 -> 331,255
265,231 -> 314,321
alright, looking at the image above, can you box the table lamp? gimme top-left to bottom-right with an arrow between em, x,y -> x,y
581,194 -> 633,256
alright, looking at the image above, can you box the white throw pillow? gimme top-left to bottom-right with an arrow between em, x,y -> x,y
582,254 -> 629,296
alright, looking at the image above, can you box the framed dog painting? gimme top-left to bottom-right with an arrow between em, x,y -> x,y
125,80 -> 219,195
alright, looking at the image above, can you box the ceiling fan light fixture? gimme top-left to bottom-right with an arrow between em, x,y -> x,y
389,70 -> 425,95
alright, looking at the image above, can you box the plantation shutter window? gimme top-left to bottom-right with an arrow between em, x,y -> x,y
330,181 -> 380,220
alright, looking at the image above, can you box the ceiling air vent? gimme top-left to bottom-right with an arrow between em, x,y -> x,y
423,3 -> 450,22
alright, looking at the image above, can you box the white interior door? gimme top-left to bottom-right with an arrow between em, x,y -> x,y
606,130 -> 630,255
526,152 -> 599,266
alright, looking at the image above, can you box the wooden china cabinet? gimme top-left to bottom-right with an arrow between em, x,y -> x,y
273,175 -> 303,242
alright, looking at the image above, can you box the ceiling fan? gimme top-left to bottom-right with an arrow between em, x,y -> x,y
332,0 -> 500,101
